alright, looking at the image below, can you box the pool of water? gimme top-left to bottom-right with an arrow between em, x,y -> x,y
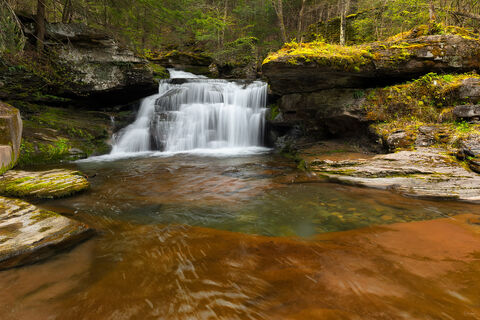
1,152 -> 480,319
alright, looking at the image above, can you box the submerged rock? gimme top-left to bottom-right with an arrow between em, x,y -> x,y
0,169 -> 89,199
0,102 -> 22,174
0,196 -> 93,270
311,148 -> 480,202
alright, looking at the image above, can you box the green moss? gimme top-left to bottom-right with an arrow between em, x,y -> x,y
263,40 -> 373,72
31,210 -> 59,222
17,138 -> 71,167
365,72 -> 480,123
0,170 -> 90,199
268,104 -> 280,121
264,23 -> 480,73
387,23 -> 479,42
148,63 -> 169,79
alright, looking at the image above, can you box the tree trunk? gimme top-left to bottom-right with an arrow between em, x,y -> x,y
221,0 -> 228,46
36,0 -> 46,52
339,0 -> 350,45
429,0 -> 436,21
271,0 -> 287,42
62,0 -> 72,23
297,0 -> 306,42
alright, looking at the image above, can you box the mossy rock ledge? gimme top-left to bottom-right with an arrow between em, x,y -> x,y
263,32 -> 480,95
0,169 -> 89,199
0,196 -> 94,270
310,147 -> 480,202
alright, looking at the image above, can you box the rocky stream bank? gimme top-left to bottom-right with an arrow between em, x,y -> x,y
263,24 -> 480,202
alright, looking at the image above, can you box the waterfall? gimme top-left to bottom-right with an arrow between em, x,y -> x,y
111,70 -> 268,155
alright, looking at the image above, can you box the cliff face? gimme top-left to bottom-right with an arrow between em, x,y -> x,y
46,23 -> 157,103
2,17 -> 157,106
262,25 -> 480,143
263,27 -> 480,95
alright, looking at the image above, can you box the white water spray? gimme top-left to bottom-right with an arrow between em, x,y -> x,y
111,70 -> 268,155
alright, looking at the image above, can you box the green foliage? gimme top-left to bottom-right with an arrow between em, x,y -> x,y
455,121 -> 471,133
18,138 -> 71,167
213,36 -> 258,66
0,4 -> 25,55
364,72 -> 480,123
268,104 -> 280,121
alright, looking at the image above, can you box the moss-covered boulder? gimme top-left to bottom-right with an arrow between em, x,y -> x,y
0,102 -> 22,174
0,169 -> 89,199
263,25 -> 480,95
0,196 -> 93,270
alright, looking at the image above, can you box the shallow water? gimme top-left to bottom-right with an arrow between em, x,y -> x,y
1,153 -> 480,319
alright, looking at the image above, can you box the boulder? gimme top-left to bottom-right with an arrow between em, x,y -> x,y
385,130 -> 415,151
311,148 -> 480,202
453,104 -> 480,121
0,169 -> 89,199
263,34 -> 480,95
457,78 -> 480,102
460,134 -> 480,158
457,134 -> 480,173
0,102 -> 22,175
16,16 -> 157,104
50,25 -> 157,103
0,196 -> 93,270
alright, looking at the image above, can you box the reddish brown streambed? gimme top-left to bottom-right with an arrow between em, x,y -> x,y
0,153 -> 479,319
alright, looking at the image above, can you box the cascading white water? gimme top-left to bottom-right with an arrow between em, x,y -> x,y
111,70 -> 268,154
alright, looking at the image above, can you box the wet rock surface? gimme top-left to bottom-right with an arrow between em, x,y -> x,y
0,196 -> 93,270
0,169 -> 89,199
0,102 -> 22,174
310,147 -> 480,202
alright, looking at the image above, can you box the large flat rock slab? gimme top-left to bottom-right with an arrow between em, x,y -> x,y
0,169 -> 89,199
310,148 -> 480,202
0,196 -> 93,270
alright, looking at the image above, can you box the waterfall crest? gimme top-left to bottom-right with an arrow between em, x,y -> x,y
111,70 -> 268,155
